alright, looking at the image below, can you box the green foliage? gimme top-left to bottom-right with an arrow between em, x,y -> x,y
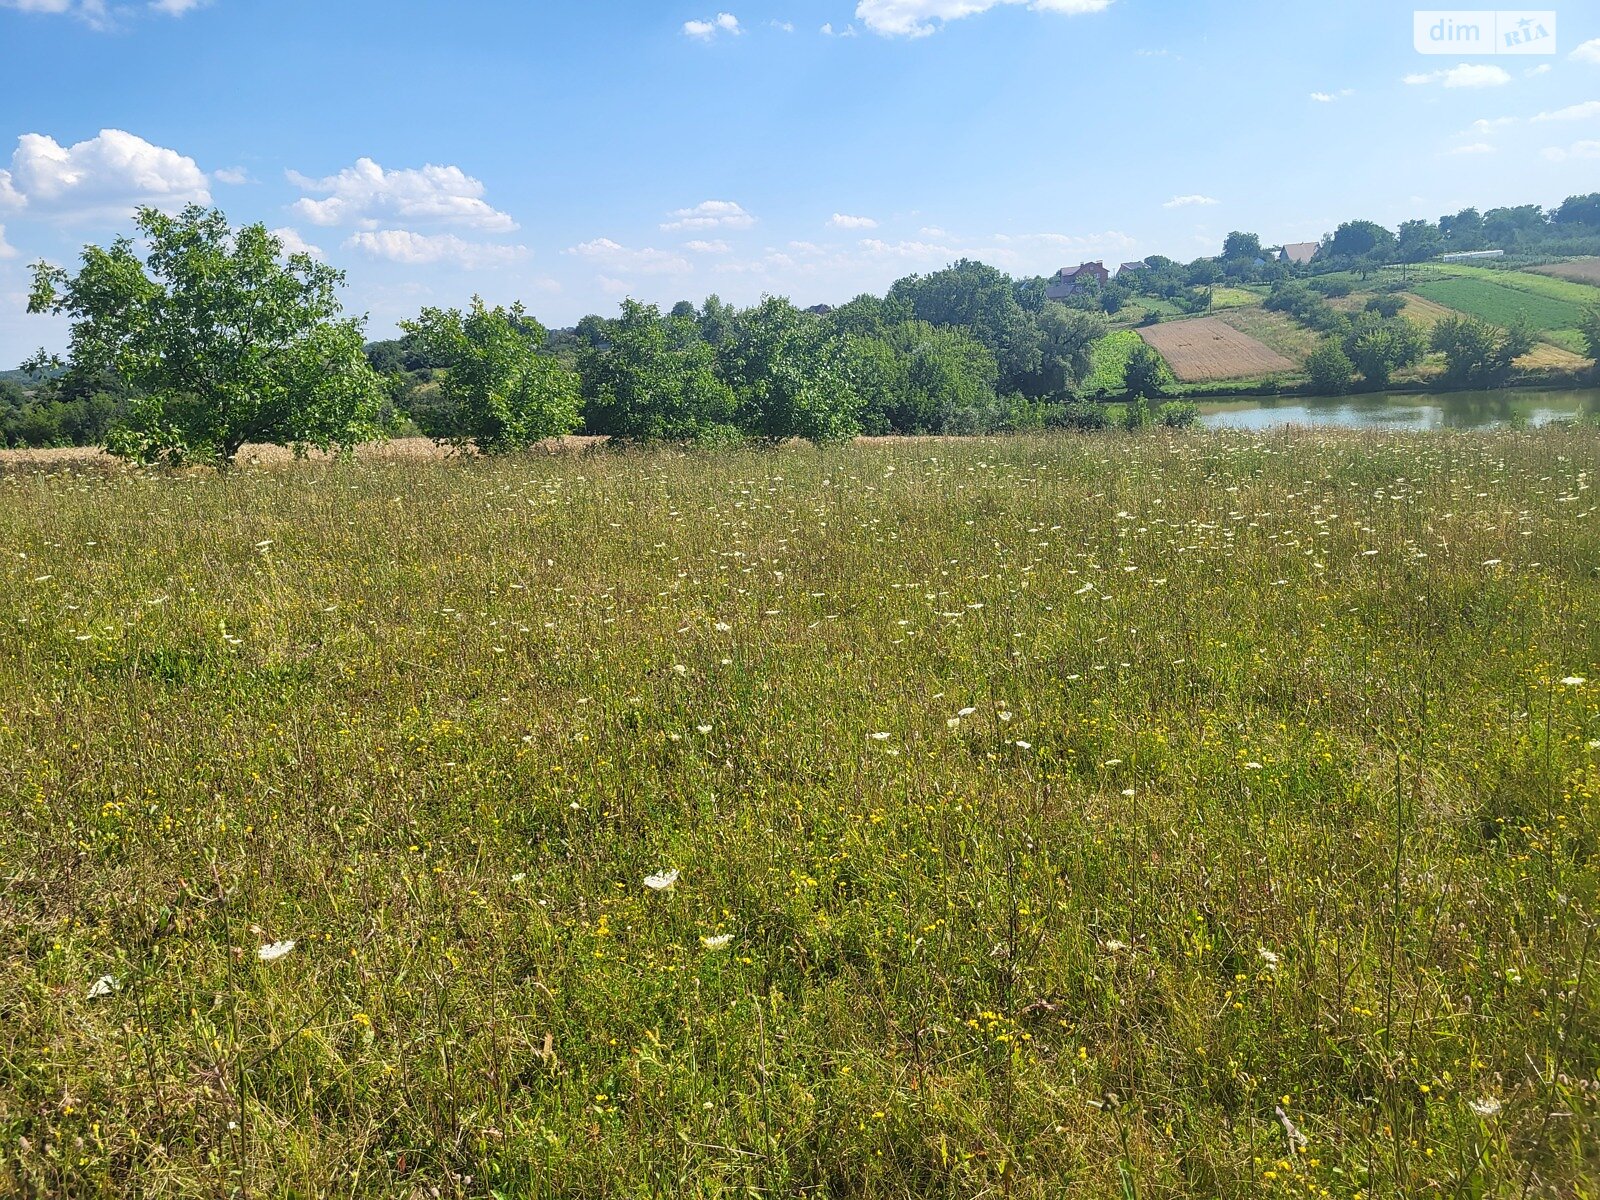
1341,312 -> 1425,389
578,300 -> 738,444
1306,340 -> 1355,395
28,206 -> 382,467
850,321 -> 999,435
1046,400 -> 1111,430
1430,314 -> 1538,388
720,297 -> 861,444
402,299 -> 580,453
1081,331 -> 1145,397
1413,275 -> 1586,334
1324,219 -> 1398,268
1154,400 -> 1199,428
1581,305 -> 1600,366
1364,294 -> 1407,319
1122,342 -> 1172,399
1120,395 -> 1151,430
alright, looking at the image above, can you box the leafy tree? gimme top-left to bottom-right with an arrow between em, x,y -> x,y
402,298 -> 580,452
1365,294 -> 1408,319
1325,220 -> 1397,266
1123,342 -> 1172,399
580,300 -> 737,443
828,293 -> 910,340
1430,315 -> 1536,387
27,205 -> 382,466
1341,312 -> 1424,388
1222,231 -> 1263,262
1439,208 -> 1486,250
720,297 -> 860,444
1482,204 -> 1545,249
889,260 -> 1042,395
669,300 -> 697,321
1306,340 -> 1355,394
1021,304 -> 1106,397
1581,304 -> 1600,365
1397,219 -> 1442,263
1553,194 -> 1600,229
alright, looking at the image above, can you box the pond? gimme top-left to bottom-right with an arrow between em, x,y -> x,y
1197,387 -> 1600,431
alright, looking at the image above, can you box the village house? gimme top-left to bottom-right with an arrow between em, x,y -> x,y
1045,261 -> 1111,300
1279,242 -> 1319,266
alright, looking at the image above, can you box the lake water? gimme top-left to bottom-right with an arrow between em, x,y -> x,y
1198,387 -> 1600,431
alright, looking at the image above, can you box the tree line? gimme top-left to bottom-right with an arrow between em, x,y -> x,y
9,195 -> 1600,460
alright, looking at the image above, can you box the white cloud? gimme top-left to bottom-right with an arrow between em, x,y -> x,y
770,19 -> 794,31
660,200 -> 755,231
0,225 -> 14,259
1448,142 -> 1496,155
0,0 -> 110,28
565,238 -> 692,274
149,0 -> 207,12
1403,63 -> 1511,88
1532,101 -> 1600,122
920,225 -> 952,238
829,213 -> 879,229
1310,88 -> 1354,103
1164,194 -> 1218,208
287,157 -> 516,232
1541,140 -> 1600,161
855,0 -> 1111,38
683,12 -> 740,39
213,166 -> 251,185
345,230 -> 528,268
0,129 -> 210,219
684,239 -> 731,253
269,227 -> 323,259
1525,63 -> 1551,76
1471,116 -> 1517,132
820,21 -> 858,35
1571,38 -> 1600,64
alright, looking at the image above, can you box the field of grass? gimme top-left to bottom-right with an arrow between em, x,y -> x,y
1207,287 -> 1264,312
1137,318 -> 1296,382
3,436 -> 1600,1198
1411,277 -> 1587,336
1213,306 -> 1320,365
1532,259 -> 1600,288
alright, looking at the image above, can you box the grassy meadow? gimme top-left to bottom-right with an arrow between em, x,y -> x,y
3,431 -> 1600,1198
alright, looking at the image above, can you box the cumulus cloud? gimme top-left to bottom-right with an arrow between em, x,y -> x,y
1163,194 -> 1218,208
269,227 -> 323,259
684,239 -> 731,253
287,157 -> 517,232
0,129 -> 210,219
1403,63 -> 1511,88
1310,89 -> 1353,103
149,0 -> 208,12
820,22 -> 857,36
660,200 -> 755,231
1541,140 -> 1600,162
829,213 -> 879,229
683,12 -> 740,39
1570,39 -> 1600,64
565,238 -> 692,275
855,0 -> 1111,38
1447,142 -> 1496,155
345,229 -> 528,268
0,225 -> 14,259
213,166 -> 251,185
1532,101 -> 1600,122
0,0 -> 110,28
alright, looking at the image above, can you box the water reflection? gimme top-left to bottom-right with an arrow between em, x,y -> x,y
1199,388 -> 1600,431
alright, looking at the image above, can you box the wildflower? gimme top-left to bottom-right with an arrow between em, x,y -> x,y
87,975 -> 117,1000
1013,740 -> 1033,750
869,732 -> 891,741
1244,762 -> 1264,770
644,869 -> 680,892
1258,947 -> 1280,972
714,622 -> 732,633
1104,940 -> 1128,953
1560,676 -> 1587,688
957,707 -> 977,717
700,934 -> 733,950
947,718 -> 962,730
672,664 -> 689,676
257,940 -> 296,962
696,724 -> 713,735
1469,1097 -> 1503,1118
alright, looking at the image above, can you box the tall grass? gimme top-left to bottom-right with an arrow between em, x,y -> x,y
2,430 -> 1598,1198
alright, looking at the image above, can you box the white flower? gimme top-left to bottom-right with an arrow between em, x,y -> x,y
644,869 -> 680,892
700,934 -> 733,950
511,872 -> 527,883
1470,1097 -> 1503,1118
1258,947 -> 1280,972
1104,940 -> 1128,953
714,622 -> 732,633
957,708 -> 977,718
997,711 -> 1013,723
257,940 -> 296,962
947,718 -> 962,730
672,664 -> 689,676
87,975 -> 118,1000
869,732 -> 891,741
696,725 -> 713,735
1244,762 -> 1265,771
1560,676 -> 1587,687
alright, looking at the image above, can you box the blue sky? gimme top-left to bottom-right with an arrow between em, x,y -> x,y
1,0 -> 1598,363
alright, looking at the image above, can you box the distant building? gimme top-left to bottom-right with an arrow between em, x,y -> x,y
1438,249 -> 1505,263
1279,242 -> 1319,266
805,304 -> 835,316
1117,261 -> 1148,276
1046,261 -> 1111,300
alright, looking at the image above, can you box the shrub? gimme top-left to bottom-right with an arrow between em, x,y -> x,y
1155,401 -> 1200,428
1307,340 -> 1355,395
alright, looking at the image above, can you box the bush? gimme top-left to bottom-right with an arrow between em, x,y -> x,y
1307,341 -> 1355,395
1046,402 -> 1110,431
1121,396 -> 1151,431
1365,294 -> 1407,318
1155,401 -> 1200,428
1310,278 -> 1353,298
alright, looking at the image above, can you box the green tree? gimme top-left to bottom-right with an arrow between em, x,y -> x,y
1325,220 -> 1398,269
1123,342 -> 1172,400
720,297 -> 860,444
579,299 -> 737,443
1581,305 -> 1600,368
1341,312 -> 1424,388
1430,315 -> 1537,388
1397,219 -> 1442,263
1222,231 -> 1263,262
1306,340 -> 1355,394
26,205 -> 382,466
402,298 -> 579,452
888,260 -> 1043,395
